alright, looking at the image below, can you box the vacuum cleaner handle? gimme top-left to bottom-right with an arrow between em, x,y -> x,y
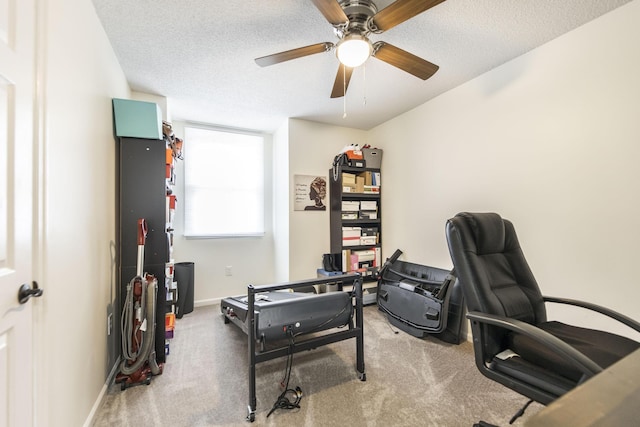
136,218 -> 147,277
137,218 -> 147,245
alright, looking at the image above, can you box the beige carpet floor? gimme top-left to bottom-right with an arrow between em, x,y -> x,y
92,304 -> 542,426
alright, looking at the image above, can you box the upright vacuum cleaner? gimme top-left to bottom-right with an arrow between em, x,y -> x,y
116,218 -> 162,390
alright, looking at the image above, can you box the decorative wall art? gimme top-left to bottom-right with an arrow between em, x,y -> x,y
294,175 -> 327,211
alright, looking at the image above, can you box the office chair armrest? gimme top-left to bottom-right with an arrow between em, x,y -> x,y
543,296 -> 640,333
466,311 -> 603,377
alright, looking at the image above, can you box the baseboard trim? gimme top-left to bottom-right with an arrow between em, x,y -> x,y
194,297 -> 222,307
83,357 -> 120,427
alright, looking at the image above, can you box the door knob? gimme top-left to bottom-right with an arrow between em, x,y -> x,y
18,281 -> 43,304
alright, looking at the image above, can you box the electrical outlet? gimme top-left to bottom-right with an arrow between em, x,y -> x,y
107,313 -> 113,336
225,265 -> 232,276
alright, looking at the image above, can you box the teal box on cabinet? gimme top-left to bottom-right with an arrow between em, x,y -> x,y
112,98 -> 162,139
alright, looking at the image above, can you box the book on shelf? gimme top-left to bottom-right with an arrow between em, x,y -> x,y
341,212 -> 358,220
372,172 -> 381,187
341,249 -> 350,272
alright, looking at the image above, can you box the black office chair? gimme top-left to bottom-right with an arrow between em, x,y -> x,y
445,212 -> 640,411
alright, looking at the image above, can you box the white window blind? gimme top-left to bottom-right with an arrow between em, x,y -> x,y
184,126 -> 264,237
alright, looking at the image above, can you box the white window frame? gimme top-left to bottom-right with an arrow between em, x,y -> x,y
183,125 -> 265,238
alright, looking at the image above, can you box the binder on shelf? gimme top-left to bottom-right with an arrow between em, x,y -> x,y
341,249 -> 351,272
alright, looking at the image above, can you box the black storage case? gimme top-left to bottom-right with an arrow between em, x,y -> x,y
377,259 -> 464,344
175,262 -> 195,318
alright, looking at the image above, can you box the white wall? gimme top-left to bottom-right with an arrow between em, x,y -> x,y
287,119 -> 369,280
40,0 -> 130,425
369,0 -> 640,339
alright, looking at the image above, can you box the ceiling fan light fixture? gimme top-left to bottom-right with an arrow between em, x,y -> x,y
336,34 -> 372,67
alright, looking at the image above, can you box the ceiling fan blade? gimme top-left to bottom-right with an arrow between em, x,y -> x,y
311,0 -> 349,26
371,0 -> 446,32
255,42 -> 334,67
331,64 -> 354,98
372,42 -> 439,80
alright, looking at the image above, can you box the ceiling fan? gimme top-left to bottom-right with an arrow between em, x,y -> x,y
255,0 -> 446,98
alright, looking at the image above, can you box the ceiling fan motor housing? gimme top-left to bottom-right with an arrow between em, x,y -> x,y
335,0 -> 378,38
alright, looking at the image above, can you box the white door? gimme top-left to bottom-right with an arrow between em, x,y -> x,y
0,0 -> 37,425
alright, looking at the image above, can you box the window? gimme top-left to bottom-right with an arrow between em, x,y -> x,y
184,126 -> 264,237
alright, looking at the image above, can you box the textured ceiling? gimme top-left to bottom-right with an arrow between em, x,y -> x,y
92,0 -> 631,132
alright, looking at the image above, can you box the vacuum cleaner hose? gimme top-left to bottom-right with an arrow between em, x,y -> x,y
120,277 -> 160,376
121,277 -> 145,361
146,278 -> 161,375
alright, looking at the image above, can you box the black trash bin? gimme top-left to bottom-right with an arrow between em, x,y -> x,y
175,262 -> 194,318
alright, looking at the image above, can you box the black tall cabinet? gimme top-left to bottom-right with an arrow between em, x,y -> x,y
117,137 -> 167,364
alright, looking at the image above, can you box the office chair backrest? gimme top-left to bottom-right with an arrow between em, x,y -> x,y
446,212 -> 547,325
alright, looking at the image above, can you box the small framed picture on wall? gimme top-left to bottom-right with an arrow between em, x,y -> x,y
294,175 -> 327,211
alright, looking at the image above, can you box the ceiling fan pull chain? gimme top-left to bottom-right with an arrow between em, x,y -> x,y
363,63 -> 367,107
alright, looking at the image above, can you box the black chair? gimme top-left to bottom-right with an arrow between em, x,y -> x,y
445,212 -> 640,408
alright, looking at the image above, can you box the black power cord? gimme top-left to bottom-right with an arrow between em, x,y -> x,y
509,399 -> 534,424
266,286 -> 357,418
266,386 -> 302,418
267,331 -> 303,418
